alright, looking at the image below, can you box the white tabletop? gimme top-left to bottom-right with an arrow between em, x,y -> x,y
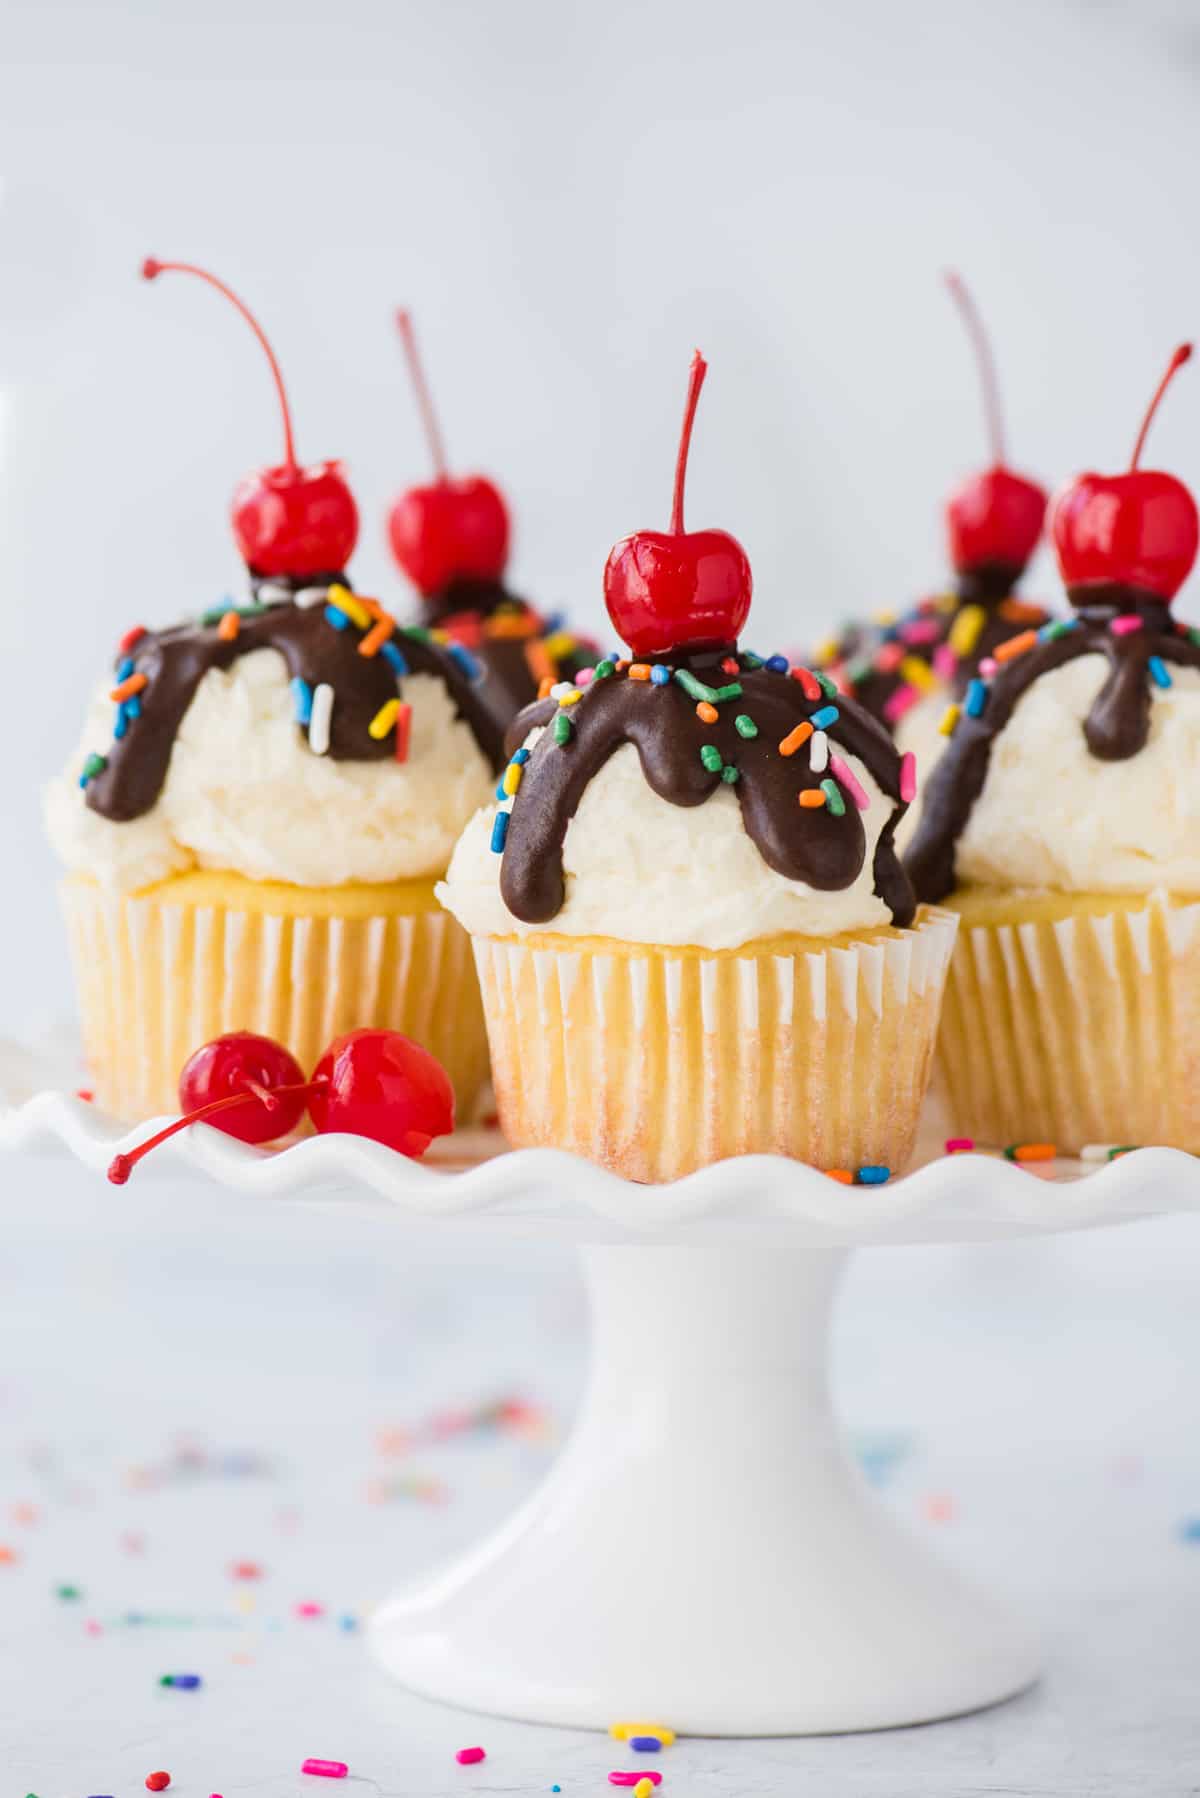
1,1151 -> 1198,1797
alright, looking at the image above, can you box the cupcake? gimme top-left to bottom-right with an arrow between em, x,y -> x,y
386,310 -> 596,733
906,343 -> 1200,1152
44,260 -> 495,1121
439,352 -> 957,1182
813,276 -> 1051,768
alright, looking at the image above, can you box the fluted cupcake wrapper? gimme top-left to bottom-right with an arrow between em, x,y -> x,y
934,892 -> 1200,1152
471,909 -> 958,1183
61,876 -> 489,1123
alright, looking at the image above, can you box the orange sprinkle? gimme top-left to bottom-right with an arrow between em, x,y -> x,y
799,788 -> 827,809
109,671 -> 148,703
628,663 -> 652,681
994,629 -> 1039,663
0,1545 -> 16,1565
537,675 -> 556,700
615,658 -> 630,672
779,721 -> 814,756
696,700 -> 719,723
1013,1142 -> 1056,1162
217,610 -> 240,642
825,1169 -> 853,1184
484,609 -> 538,639
525,638 -> 555,687
358,614 -> 396,658
998,598 -> 1045,624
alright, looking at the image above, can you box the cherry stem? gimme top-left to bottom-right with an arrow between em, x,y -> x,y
142,258 -> 299,473
944,271 -> 1006,466
106,1079 -> 324,1185
395,309 -> 449,482
1130,343 -> 1193,471
670,350 -> 708,535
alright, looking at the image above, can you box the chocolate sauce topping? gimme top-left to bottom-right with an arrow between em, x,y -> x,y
905,593 -> 1200,904
497,648 -> 916,931
86,589 -> 509,826
421,578 -> 598,740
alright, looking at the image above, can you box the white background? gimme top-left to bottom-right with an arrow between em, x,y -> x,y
2,3 -> 1200,1789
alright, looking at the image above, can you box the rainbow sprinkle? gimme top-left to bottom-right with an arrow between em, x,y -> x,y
764,653 -> 789,673
855,1165 -> 891,1185
490,811 -> 510,853
650,664 -> 671,687
899,751 -> 917,804
368,699 -> 400,741
734,714 -> 757,738
828,754 -> 868,810
553,711 -> 574,746
964,678 -> 988,718
945,1137 -> 974,1154
78,752 -> 107,789
938,703 -> 961,737
882,684 -> 920,724
308,684 -> 334,756
1004,1142 -> 1056,1163
326,585 -> 372,630
820,777 -> 845,815
779,722 -> 813,757
994,628 -> 1038,663
809,730 -> 829,773
380,641 -> 409,677
1148,656 -> 1173,689
290,677 -> 313,726
809,704 -> 839,730
1110,614 -> 1144,636
899,654 -> 937,693
700,744 -> 723,773
792,667 -> 821,699
798,788 -> 826,809
948,605 -> 986,657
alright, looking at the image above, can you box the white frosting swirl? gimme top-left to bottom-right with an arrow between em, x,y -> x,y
45,649 -> 494,893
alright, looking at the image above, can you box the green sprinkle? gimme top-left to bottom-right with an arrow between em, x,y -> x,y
79,752 -> 107,788
734,714 -> 758,739
198,601 -> 271,627
553,711 -> 574,746
1189,629 -> 1200,650
721,764 -> 740,783
401,625 -> 433,642
593,658 -> 616,679
815,670 -> 839,699
1042,620 -> 1072,641
55,1584 -> 81,1601
820,777 -> 846,816
674,668 -> 716,702
846,658 -> 872,684
1108,1144 -> 1139,1159
700,744 -> 724,773
741,650 -> 764,668
712,681 -> 743,702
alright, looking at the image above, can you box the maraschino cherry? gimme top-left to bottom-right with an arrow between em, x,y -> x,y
143,258 -> 359,582
387,310 -> 511,598
106,1029 -> 454,1184
1051,343 -> 1198,606
942,273 -> 1047,582
603,350 -> 752,657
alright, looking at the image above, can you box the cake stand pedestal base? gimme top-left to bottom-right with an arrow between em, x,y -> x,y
370,1240 -> 1038,1734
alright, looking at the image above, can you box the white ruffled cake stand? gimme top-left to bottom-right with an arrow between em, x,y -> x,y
3,1040 -> 1195,1737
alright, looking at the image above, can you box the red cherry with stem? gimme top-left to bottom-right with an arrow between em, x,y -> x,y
1051,343 -> 1198,605
142,257 -> 359,580
942,272 -> 1047,580
106,1033 -> 317,1185
386,309 -> 510,598
307,1029 -> 455,1158
603,350 -> 752,657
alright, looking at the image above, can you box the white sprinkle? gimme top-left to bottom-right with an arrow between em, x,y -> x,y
293,584 -> 331,610
309,683 -> 334,755
550,681 -> 575,700
1079,1143 -> 1116,1162
809,729 -> 829,773
256,580 -> 294,606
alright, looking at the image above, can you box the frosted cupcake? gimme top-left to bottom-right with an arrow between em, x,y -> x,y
386,310 -> 596,731
45,260 -> 495,1120
907,343 -> 1200,1151
439,353 -> 957,1182
813,276 -> 1051,759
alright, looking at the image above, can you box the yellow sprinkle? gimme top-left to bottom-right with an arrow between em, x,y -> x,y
326,583 -> 372,630
948,604 -> 986,658
557,688 -> 582,707
811,634 -> 840,665
543,632 -> 576,661
502,762 -> 523,797
368,698 -> 401,740
609,1723 -> 676,1745
898,654 -> 937,693
938,703 -> 961,737
634,1782 -> 655,1798
935,590 -> 958,613
235,1590 -> 255,1615
430,628 -> 450,644
871,608 -> 897,626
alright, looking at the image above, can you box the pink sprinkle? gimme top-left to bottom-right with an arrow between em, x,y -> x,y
945,1137 -> 974,1154
456,1747 -> 486,1764
978,655 -> 998,677
1111,614 -> 1144,635
84,1618 -> 103,1636
295,1600 -> 324,1617
609,1775 -> 662,1788
900,618 -> 940,645
829,754 -> 869,810
575,666 -> 595,687
899,750 -> 917,803
875,642 -> 905,674
932,643 -> 958,680
301,1761 -> 348,1779
882,682 -> 920,724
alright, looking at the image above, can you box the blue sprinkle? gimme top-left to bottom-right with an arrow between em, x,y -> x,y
1179,1517 -> 1200,1543
116,656 -> 135,681
381,640 -> 409,677
124,694 -> 141,720
765,653 -> 790,673
164,1673 -> 202,1689
1149,655 -> 1173,689
856,1165 -> 891,1185
291,676 -> 314,725
629,1735 -> 662,1751
113,705 -> 129,740
490,810 -> 510,854
324,604 -> 350,631
512,747 -> 531,765
810,704 -> 839,729
650,664 -> 672,686
541,610 -> 565,634
965,678 -> 988,718
339,1613 -> 359,1631
495,778 -> 507,800
449,642 -> 482,681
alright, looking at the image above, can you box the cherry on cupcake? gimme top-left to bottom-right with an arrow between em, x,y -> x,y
603,350 -> 752,657
942,272 -> 1047,580
1051,343 -> 1198,605
387,309 -> 511,598
142,257 -> 359,581
106,1029 -> 454,1183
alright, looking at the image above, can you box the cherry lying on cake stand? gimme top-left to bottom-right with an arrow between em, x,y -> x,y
3,1045 -> 1196,1736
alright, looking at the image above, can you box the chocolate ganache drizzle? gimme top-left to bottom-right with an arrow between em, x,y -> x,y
420,576 -> 597,734
496,646 -> 917,930
905,591 -> 1200,905
85,583 -> 509,825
